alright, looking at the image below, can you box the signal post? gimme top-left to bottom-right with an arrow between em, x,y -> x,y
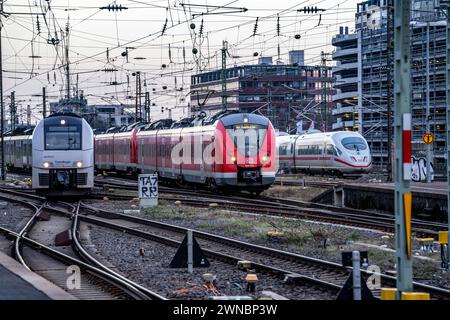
393,0 -> 413,296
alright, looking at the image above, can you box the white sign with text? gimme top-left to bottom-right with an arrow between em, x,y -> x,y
138,174 -> 158,208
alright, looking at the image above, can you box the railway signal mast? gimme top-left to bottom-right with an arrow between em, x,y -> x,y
439,0 -> 450,270
393,0 -> 413,295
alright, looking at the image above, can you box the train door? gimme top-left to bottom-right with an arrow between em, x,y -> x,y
291,136 -> 298,171
172,130 -> 181,180
325,143 -> 335,169
155,131 -> 161,176
136,136 -> 144,172
22,139 -> 28,166
202,127 -> 215,182
198,129 -> 205,183
321,141 -> 327,168
25,138 -> 31,169
17,140 -> 23,168
4,139 -> 10,166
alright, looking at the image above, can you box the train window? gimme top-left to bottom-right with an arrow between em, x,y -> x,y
45,125 -> 82,150
279,145 -> 287,156
341,137 -> 367,151
226,124 -> 267,157
326,144 -> 336,156
297,145 -> 307,155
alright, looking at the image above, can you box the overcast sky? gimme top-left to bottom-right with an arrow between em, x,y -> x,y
2,0 -> 361,123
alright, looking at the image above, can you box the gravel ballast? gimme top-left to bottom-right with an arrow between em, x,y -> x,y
84,225 -> 337,300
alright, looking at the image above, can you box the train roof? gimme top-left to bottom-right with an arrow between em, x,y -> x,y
100,111 -> 272,135
46,112 -> 82,119
276,131 -> 366,143
4,125 -> 35,136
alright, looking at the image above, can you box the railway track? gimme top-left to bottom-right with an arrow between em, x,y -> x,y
2,186 -> 450,299
72,202 -> 450,300
75,203 -> 343,298
93,178 -> 447,238
0,189 -> 165,300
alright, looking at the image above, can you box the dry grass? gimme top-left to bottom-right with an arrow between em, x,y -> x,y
262,185 -> 327,201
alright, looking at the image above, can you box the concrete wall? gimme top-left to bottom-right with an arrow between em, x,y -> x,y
313,185 -> 447,222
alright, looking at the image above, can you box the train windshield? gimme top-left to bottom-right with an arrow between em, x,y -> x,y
226,124 -> 267,156
45,125 -> 82,150
341,136 -> 367,151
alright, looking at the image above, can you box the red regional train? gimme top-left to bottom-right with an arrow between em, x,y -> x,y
95,112 -> 277,194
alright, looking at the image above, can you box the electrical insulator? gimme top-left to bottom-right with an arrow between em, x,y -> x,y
253,17 -> 259,36
277,15 -> 280,36
162,18 -> 168,36
100,4 -> 128,11
200,19 -> 204,35
36,16 -> 41,34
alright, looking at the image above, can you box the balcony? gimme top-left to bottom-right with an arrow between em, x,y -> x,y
332,47 -> 358,60
332,106 -> 357,116
332,33 -> 358,46
332,120 -> 356,130
333,62 -> 359,74
334,76 -> 358,88
332,90 -> 359,102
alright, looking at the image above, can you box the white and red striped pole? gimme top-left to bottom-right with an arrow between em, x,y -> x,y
402,113 -> 412,181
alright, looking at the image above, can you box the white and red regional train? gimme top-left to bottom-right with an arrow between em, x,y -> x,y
276,131 -> 372,175
95,112 -> 277,194
4,113 -> 94,195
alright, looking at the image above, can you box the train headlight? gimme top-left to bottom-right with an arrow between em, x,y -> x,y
76,161 -> 83,168
261,155 -> 269,164
43,162 -> 50,168
231,156 -> 237,163
60,119 -> 66,125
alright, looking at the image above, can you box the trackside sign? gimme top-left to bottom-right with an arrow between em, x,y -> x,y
138,174 -> 158,208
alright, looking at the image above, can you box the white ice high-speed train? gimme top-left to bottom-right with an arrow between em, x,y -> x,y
31,113 -> 94,195
277,131 -> 372,175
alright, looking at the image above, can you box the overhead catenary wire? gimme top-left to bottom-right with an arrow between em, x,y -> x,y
3,0 -> 356,117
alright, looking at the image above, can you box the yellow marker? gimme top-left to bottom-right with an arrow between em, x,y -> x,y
403,192 -> 412,258
267,231 -> 285,238
380,288 -> 397,300
439,231 -> 449,245
245,274 -> 258,282
416,238 -> 435,243
401,292 -> 430,300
